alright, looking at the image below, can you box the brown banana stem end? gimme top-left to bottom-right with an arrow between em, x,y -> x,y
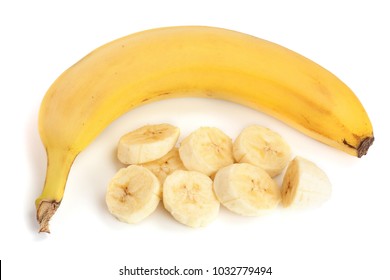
357,136 -> 374,158
36,200 -> 60,233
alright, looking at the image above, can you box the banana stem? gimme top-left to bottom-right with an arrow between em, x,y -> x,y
357,137 -> 374,158
35,148 -> 77,233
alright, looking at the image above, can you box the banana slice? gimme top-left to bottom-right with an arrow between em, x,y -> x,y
106,165 -> 161,224
233,125 -> 291,177
163,170 -> 220,227
213,163 -> 281,216
141,148 -> 186,191
117,123 -> 180,164
281,156 -> 332,208
179,127 -> 234,176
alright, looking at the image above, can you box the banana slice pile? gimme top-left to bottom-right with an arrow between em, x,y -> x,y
105,123 -> 332,228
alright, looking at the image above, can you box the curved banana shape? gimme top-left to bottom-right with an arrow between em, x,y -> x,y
36,26 -> 373,232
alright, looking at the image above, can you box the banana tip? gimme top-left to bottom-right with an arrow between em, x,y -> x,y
36,200 -> 60,233
357,136 -> 374,158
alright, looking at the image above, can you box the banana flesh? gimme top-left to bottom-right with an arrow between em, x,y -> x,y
104,125 -> 333,226
36,26 -> 374,232
105,165 -> 161,224
179,127 -> 234,176
141,147 -> 186,192
233,125 -> 291,177
163,170 -> 220,228
117,123 -> 180,164
281,156 -> 332,208
213,163 -> 281,216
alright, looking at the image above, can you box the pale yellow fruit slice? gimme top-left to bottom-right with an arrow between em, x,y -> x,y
141,148 -> 186,194
213,163 -> 281,216
106,165 -> 160,223
233,125 -> 291,177
163,170 -> 220,227
281,156 -> 332,208
179,127 -> 234,176
117,123 -> 180,164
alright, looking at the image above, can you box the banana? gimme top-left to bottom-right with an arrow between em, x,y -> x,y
141,147 -> 186,189
162,170 -> 220,227
213,163 -> 281,216
281,156 -> 332,208
233,125 -> 291,177
117,123 -> 180,164
36,26 -> 374,232
105,165 -> 160,224
179,127 -> 234,176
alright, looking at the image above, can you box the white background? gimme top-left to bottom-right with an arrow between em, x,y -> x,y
1,0 -> 389,279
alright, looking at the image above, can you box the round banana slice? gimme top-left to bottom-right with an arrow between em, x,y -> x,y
141,148 -> 186,192
233,125 -> 291,177
106,165 -> 161,224
163,170 -> 220,228
281,156 -> 332,208
213,163 -> 281,216
117,123 -> 180,164
179,127 -> 234,176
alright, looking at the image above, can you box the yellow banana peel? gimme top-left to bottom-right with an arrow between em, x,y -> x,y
36,26 -> 374,233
